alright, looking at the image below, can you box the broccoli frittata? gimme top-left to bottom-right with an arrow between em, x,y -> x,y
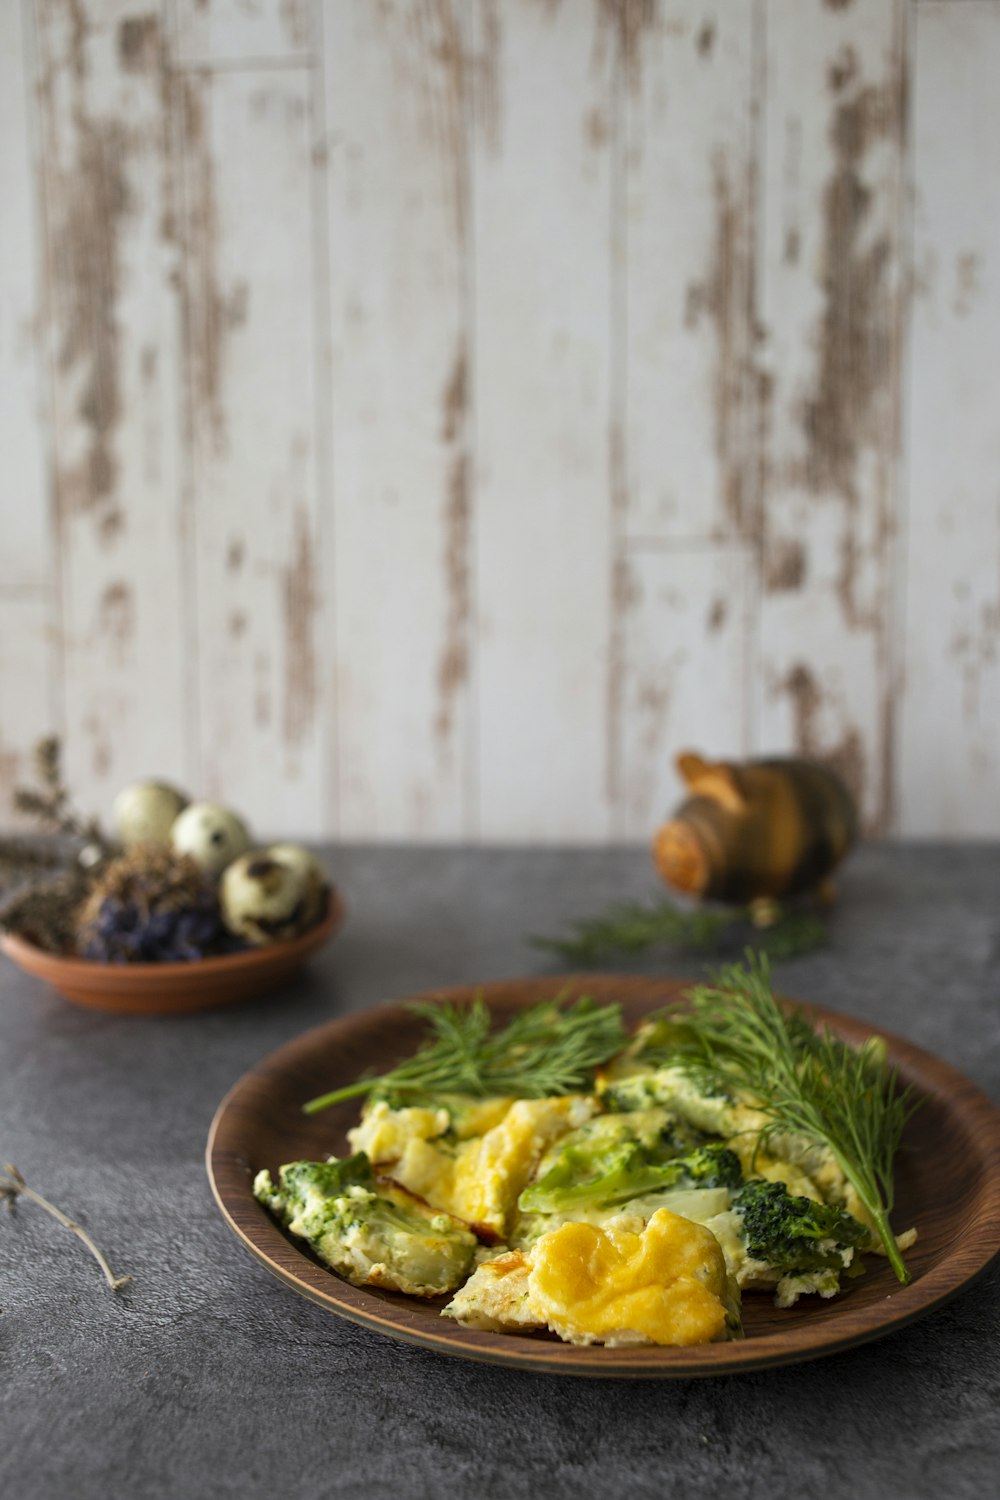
255,966 -> 916,1349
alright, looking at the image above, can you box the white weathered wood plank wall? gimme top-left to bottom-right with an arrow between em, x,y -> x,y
902,0 -> 1000,835
619,1 -> 758,838
324,0 -> 474,839
180,66 -> 327,829
474,1 -> 616,842
757,0 -> 906,834
0,0 -> 997,843
32,1 -> 191,810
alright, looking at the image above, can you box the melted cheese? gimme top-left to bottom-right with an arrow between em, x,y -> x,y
527,1209 -> 731,1347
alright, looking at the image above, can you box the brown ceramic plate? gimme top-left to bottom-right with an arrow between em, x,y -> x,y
0,888 -> 344,1016
206,975 -> 1000,1377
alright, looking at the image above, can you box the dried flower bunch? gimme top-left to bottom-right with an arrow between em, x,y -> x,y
75,845 -> 233,963
0,738 -> 330,962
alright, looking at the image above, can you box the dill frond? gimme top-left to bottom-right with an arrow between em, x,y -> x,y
302,994 -> 626,1114
531,898 -> 827,965
661,953 -> 917,1283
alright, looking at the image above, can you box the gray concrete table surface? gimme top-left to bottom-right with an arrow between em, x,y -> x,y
2,844 -> 1000,1500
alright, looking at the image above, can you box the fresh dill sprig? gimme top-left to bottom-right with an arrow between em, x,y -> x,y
660,953 -> 917,1283
302,994 -> 626,1114
531,898 -> 827,965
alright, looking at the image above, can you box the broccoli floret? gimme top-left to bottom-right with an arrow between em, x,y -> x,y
677,1142 -> 745,1191
519,1119 -> 742,1215
278,1153 -> 376,1202
599,1074 -> 674,1114
600,1068 -> 735,1128
730,1178 -> 869,1276
253,1152 -> 478,1296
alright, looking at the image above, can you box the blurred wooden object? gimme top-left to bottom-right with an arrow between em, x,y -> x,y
653,750 -> 857,904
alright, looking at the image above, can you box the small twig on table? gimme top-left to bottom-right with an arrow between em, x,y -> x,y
1,1163 -> 131,1293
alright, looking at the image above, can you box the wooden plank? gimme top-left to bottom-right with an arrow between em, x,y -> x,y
899,0 -> 1000,836
0,0 -> 51,592
754,0 -> 906,834
620,544 -> 751,839
171,0 -> 312,66
179,68 -> 326,836
33,0 -> 190,819
0,597 -> 57,826
624,0 -> 757,543
323,0 -> 474,840
472,0 -> 615,842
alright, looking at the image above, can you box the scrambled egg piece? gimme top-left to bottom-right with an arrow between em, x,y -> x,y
600,1065 -> 747,1137
698,1201 -> 868,1306
347,1102 -> 451,1163
254,1158 -> 478,1297
724,1138 -> 824,1203
347,1095 -> 514,1163
772,1269 -> 842,1307
512,1185 -> 732,1250
443,1249 -> 542,1333
531,1211 -> 737,1346
388,1096 -> 596,1239
695,1207 -> 777,1293
602,1065 -> 879,1236
446,1209 -> 741,1347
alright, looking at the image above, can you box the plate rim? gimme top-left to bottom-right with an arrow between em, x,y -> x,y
206,975 -> 1000,1378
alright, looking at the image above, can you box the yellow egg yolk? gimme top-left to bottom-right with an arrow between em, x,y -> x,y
528,1208 -> 729,1346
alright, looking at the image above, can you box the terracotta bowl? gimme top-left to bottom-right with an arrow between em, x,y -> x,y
0,887 -> 345,1016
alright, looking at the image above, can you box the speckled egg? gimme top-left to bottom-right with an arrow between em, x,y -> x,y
170,802 -> 251,876
113,781 -> 189,848
266,842 -> 329,926
220,852 -> 310,945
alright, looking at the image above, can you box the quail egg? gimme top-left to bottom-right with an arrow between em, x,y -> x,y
113,781 -> 189,848
170,801 -> 251,876
220,851 -> 310,945
266,842 -> 329,926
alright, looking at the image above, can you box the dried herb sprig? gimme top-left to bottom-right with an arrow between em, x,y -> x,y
0,839 -> 63,884
0,872 -> 89,953
531,897 -> 827,965
12,736 -> 113,859
1,1163 -> 131,1292
303,994 -> 627,1114
0,736 -> 116,950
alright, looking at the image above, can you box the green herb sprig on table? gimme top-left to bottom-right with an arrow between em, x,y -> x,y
531,898 -> 827,966
303,994 -> 626,1115
655,954 -> 917,1283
